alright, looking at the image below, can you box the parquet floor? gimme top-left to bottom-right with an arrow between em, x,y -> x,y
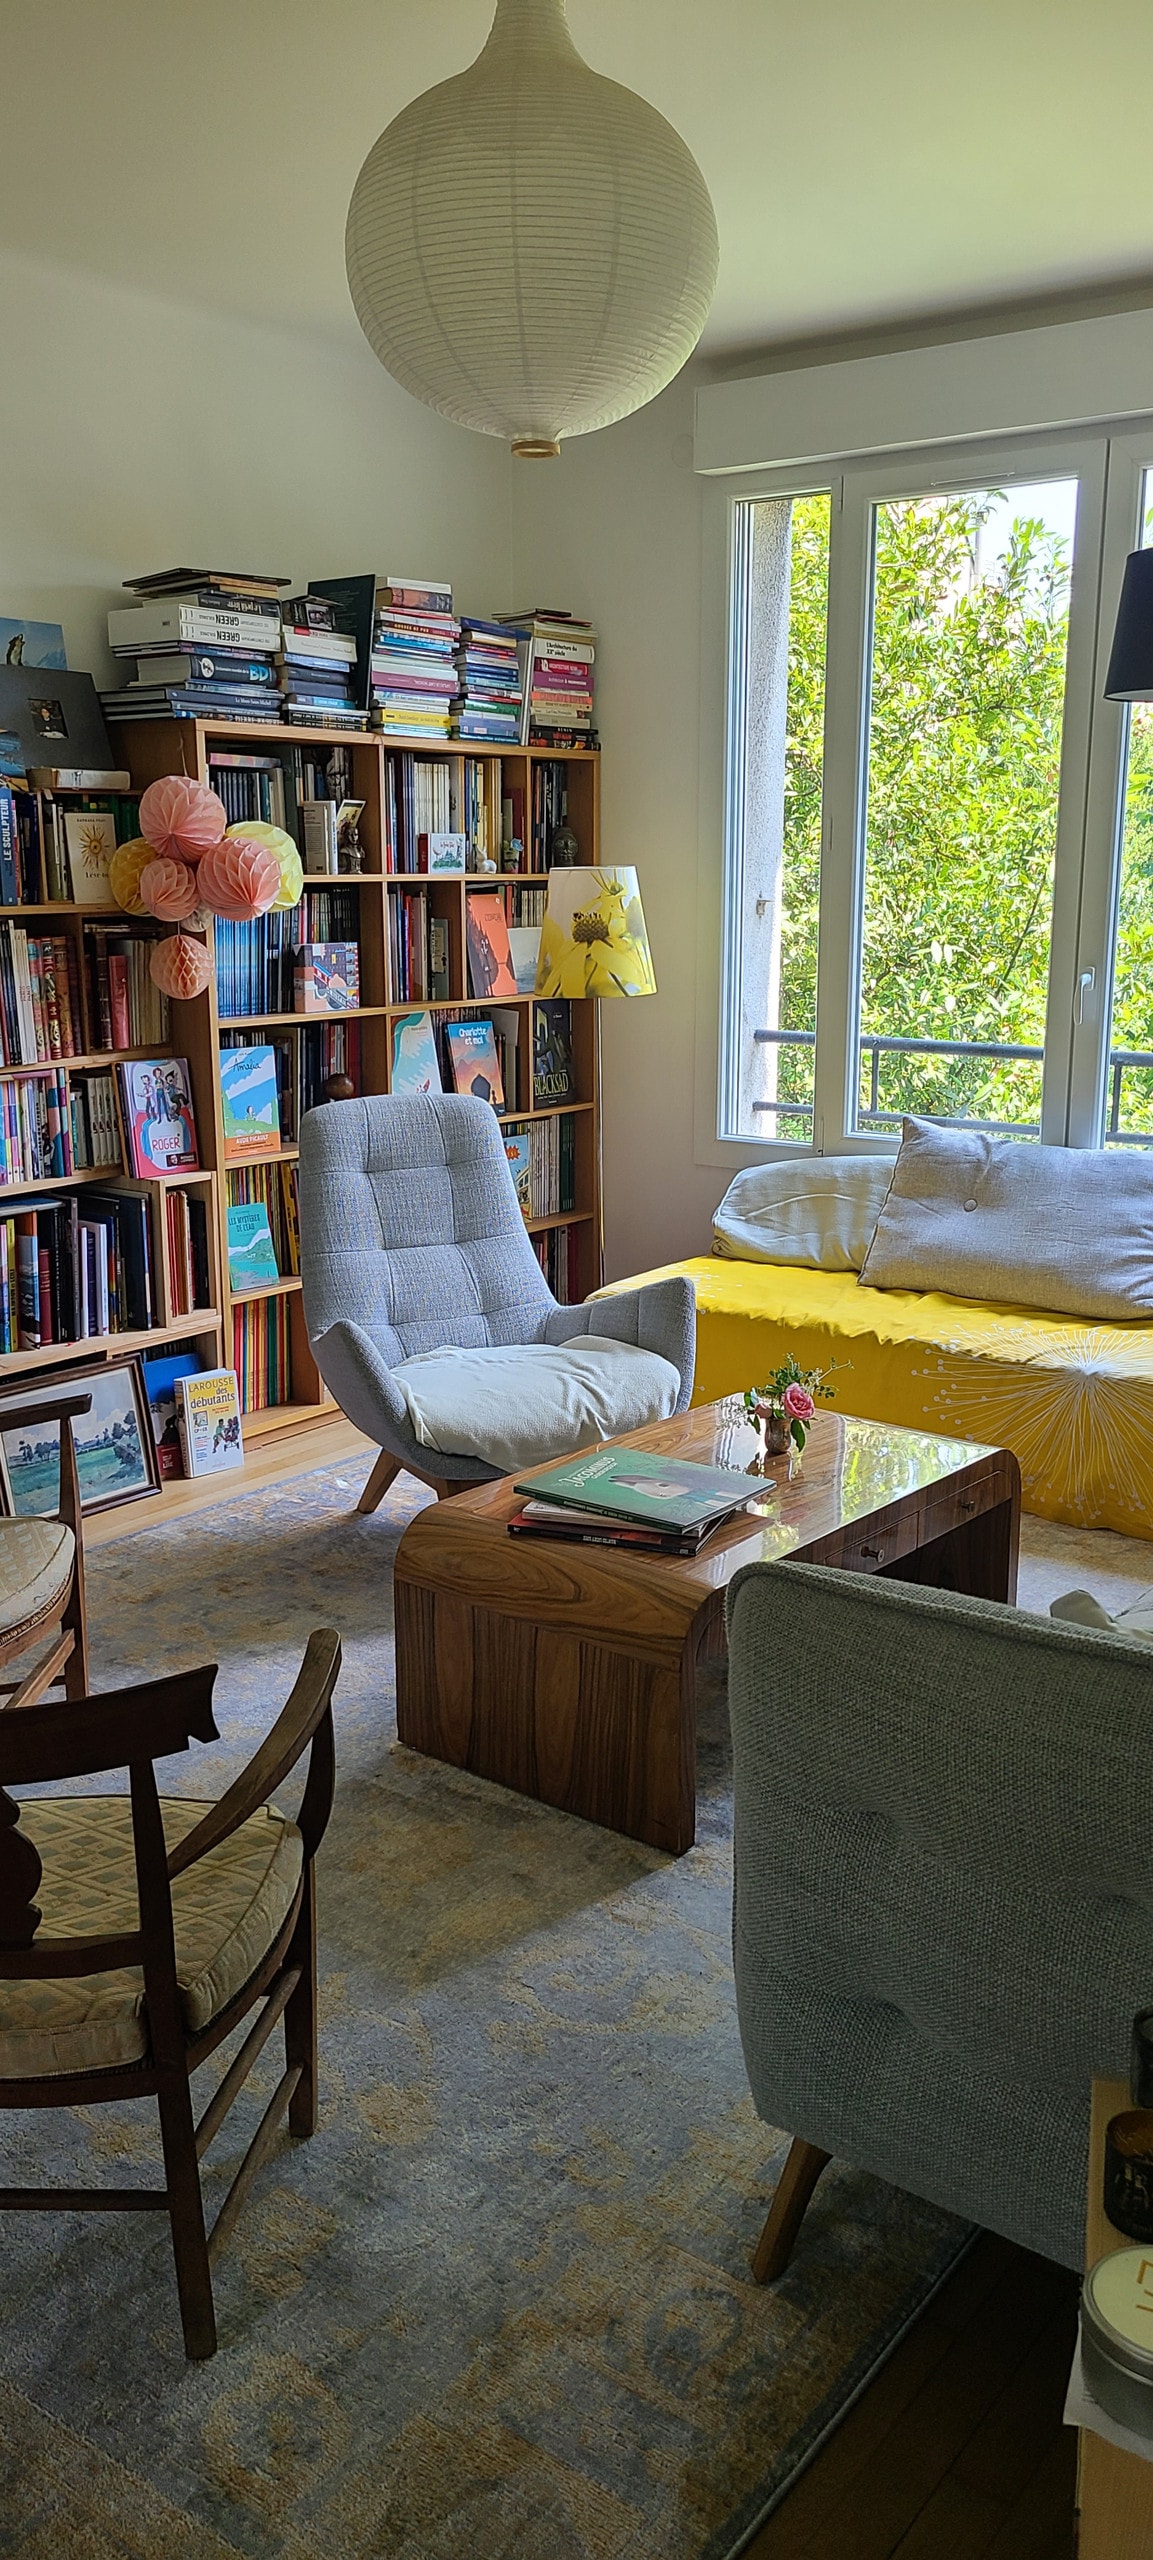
746,2235 -> 1078,2559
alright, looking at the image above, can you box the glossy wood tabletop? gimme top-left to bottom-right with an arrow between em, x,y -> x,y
396,1404 -> 1017,1666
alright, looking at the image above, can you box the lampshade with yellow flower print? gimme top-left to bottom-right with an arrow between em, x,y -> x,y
534,867 -> 656,1001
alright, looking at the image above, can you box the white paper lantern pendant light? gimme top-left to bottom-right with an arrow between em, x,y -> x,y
346,0 -> 719,455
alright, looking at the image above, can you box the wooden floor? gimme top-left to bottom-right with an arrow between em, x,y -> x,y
84,1414 -> 375,1548
747,2234 -> 1077,2558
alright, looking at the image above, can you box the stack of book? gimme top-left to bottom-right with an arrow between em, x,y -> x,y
452,621 -> 526,743
496,609 -> 596,744
507,1448 -> 762,1557
371,575 -> 460,740
103,569 -> 289,725
276,598 -> 365,728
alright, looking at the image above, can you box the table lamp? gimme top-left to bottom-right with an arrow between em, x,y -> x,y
1105,549 -> 1153,699
534,866 -> 656,1000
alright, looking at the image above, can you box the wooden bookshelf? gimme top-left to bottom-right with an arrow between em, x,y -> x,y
104,718 -> 604,1460
0,804 -> 224,1419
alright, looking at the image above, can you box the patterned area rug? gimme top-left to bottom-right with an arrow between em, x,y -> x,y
10,1461 -> 1126,2559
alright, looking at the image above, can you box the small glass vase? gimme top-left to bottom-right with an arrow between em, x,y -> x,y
759,1412 -> 792,1458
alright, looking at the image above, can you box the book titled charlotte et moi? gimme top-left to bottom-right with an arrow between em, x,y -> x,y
514,1446 -> 764,1534
178,1369 -> 244,1477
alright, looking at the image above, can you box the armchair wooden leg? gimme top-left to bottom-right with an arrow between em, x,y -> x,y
752,2137 -> 832,2285
357,1451 -> 402,1515
284,1870 -> 318,2138
155,2063 -> 216,2359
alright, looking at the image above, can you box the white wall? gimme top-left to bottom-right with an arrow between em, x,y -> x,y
0,246 -> 512,683
513,378 -> 718,1277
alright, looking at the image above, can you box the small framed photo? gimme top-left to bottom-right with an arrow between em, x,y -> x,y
0,1357 -> 160,1517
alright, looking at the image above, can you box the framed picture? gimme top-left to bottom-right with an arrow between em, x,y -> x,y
0,1357 -> 160,1517
0,664 -> 114,781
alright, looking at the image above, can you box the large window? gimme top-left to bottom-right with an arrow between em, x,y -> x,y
856,480 -> 1076,1135
1104,476 -> 1153,1145
720,426 -> 1151,1156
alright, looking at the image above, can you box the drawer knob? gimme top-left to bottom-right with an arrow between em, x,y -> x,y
861,1543 -> 885,1562
959,1498 -> 977,1514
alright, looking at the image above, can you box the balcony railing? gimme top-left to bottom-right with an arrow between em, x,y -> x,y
751,1028 -> 1153,1145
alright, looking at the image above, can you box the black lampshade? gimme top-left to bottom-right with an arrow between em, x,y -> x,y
1104,548 -> 1153,700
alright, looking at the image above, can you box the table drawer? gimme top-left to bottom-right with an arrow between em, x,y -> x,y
803,1503 -> 923,1576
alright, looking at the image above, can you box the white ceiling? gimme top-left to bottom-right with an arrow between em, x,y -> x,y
5,0 -> 1153,362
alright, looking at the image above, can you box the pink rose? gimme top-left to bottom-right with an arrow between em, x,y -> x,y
783,1382 -> 815,1422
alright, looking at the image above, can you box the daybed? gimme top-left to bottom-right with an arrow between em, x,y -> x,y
598,1122 -> 1153,1538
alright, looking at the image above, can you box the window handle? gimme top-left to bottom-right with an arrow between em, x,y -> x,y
1076,967 -> 1097,1027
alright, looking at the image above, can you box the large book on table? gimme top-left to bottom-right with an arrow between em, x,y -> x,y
513,1445 -> 762,1536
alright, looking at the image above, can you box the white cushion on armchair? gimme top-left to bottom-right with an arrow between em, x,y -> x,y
391,1333 -> 680,1475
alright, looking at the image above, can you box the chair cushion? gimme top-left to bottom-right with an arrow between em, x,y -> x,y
713,1157 -> 892,1271
1050,1589 -> 1153,1646
0,1519 -> 74,1637
390,1332 -> 681,1474
858,1117 -> 1153,1319
0,1797 -> 303,2079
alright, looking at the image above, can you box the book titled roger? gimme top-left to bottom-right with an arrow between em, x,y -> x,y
117,1058 -> 200,1177
178,1368 -> 244,1478
513,1444 -> 765,1535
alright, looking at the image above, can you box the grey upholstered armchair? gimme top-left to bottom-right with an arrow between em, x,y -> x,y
726,1558 -> 1153,2277
299,1092 -> 696,1513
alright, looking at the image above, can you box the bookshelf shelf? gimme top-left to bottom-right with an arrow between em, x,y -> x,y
229,1276 -> 303,1303
0,1164 -> 125,1197
1,717 -> 602,1496
0,1310 -> 222,1375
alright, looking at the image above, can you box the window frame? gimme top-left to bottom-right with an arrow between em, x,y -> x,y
706,417 -> 1151,1163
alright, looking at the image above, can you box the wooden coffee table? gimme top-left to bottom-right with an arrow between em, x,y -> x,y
393,1405 -> 1021,1855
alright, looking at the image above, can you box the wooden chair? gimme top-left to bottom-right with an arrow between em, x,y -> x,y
0,1393 -> 90,1708
0,1626 -> 339,2357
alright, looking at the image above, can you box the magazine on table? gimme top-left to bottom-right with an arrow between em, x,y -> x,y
512,1444 -> 768,1535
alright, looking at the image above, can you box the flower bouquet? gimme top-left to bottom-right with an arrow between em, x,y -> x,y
743,1355 -> 841,1457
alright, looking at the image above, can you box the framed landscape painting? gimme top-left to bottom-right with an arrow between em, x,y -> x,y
0,1359 -> 159,1517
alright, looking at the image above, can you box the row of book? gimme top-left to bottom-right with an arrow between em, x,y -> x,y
0,924 -> 169,1064
0,1185 -> 209,1352
233,1294 -> 292,1414
503,1114 -> 577,1221
220,1024 -> 361,1145
206,743 -> 356,839
0,785 -> 140,908
531,1223 -> 583,1304
389,999 -> 574,1116
0,1068 -> 120,1186
225,1162 -> 300,1290
212,888 -> 361,1017
166,1187 -> 212,1316
0,926 -> 84,1066
1,924 -> 170,1064
388,893 -> 450,1005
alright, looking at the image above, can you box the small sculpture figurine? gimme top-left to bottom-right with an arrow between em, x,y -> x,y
550,821 -> 579,867
337,811 -> 364,873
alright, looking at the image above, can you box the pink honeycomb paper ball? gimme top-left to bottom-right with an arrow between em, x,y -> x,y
224,820 -> 303,911
138,774 -> 227,864
139,856 -> 201,922
149,933 -> 212,1001
197,834 -> 282,920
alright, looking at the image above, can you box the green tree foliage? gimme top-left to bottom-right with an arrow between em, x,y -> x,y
771,490 -> 1153,1139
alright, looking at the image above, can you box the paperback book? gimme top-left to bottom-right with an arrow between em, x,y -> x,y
391,1010 -> 442,1096
466,891 -> 518,999
118,1058 -> 199,1176
220,1045 -> 281,1157
226,1200 -> 280,1289
178,1368 -> 244,1477
444,1018 -> 504,1109
141,1349 -> 202,1480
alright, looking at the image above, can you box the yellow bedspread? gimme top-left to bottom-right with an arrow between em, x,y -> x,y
598,1256 -> 1153,1538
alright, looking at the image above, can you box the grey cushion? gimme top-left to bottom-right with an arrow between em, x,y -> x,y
390,1334 -> 680,1471
858,1116 -> 1153,1318
713,1157 -> 892,1271
726,1558 -> 1153,2268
